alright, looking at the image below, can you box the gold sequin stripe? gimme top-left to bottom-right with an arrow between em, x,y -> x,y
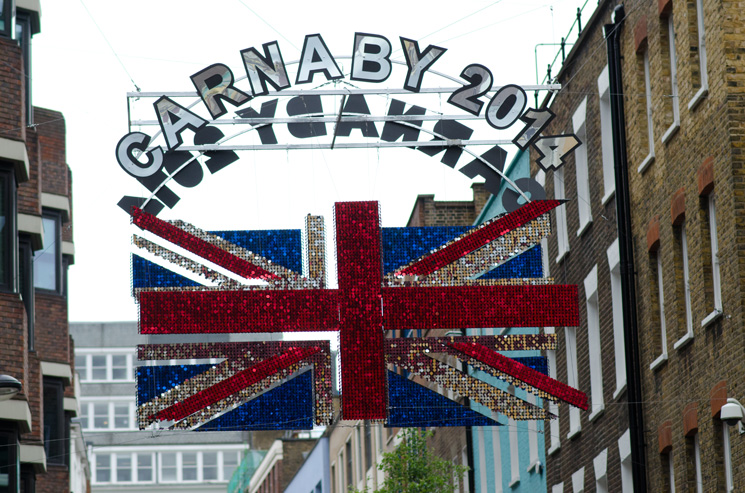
133,235 -> 243,289
137,341 -> 332,361
138,353 -> 255,426
171,219 -> 319,289
391,211 -> 549,277
303,215 -> 327,288
387,334 -> 557,353
169,364 -> 306,430
456,354 -> 559,405
419,216 -> 550,284
393,355 -> 547,420
136,344 -> 333,427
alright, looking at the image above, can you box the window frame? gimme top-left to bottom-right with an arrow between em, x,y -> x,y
33,210 -> 63,294
607,240 -> 627,397
650,250 -> 669,369
661,13 -> 681,143
565,325 -> 581,438
688,0 -> 708,110
573,98 -> 592,236
15,10 -> 32,126
638,48 -> 656,173
18,236 -> 34,351
701,192 -> 722,327
43,377 -> 67,465
554,167 -> 570,263
673,224 -> 694,350
0,165 -> 17,293
0,0 -> 13,38
585,266 -> 604,420
723,424 -> 733,491
597,66 -> 615,204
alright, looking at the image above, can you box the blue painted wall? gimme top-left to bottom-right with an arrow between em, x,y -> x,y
470,150 -> 547,493
285,437 -> 330,493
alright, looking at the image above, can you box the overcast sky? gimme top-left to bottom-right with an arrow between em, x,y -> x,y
31,0 -> 588,322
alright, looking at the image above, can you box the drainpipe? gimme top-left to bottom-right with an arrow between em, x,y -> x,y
604,4 -> 647,492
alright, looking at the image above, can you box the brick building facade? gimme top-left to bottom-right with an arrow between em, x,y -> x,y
534,2 -> 635,491
536,0 -> 745,490
621,0 -> 745,489
0,1 -> 88,492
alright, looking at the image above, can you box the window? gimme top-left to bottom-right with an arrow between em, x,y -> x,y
688,432 -> 703,493
701,192 -> 722,326
356,427 -> 363,480
91,355 -> 107,380
666,450 -> 675,492
673,224 -> 694,349
619,430 -> 633,493
554,168 -> 570,262
223,450 -> 240,481
607,240 -> 626,396
527,393 -> 539,471
593,449 -> 608,493
114,403 -> 130,429
687,0 -> 708,109
0,430 -> 19,491
137,454 -> 153,482
552,483 -> 564,493
585,266 -> 604,419
565,325 -> 581,437
203,452 -> 218,481
43,378 -> 67,465
18,239 -> 33,350
661,12 -> 680,143
96,454 -> 111,483
116,453 -> 132,482
598,66 -> 615,204
15,11 -> 33,125
331,463 -> 336,493
93,403 -> 109,429
650,248 -> 669,369
546,327 -> 561,453
638,48 -> 655,173
33,213 -> 62,292
315,480 -> 323,493
182,452 -> 198,481
160,452 -> 178,482
346,440 -> 353,488
112,355 -> 128,380
573,98 -> 591,235
572,467 -> 584,492
364,422 -> 372,473
0,0 -> 13,38
0,167 -> 16,292
508,417 -> 520,486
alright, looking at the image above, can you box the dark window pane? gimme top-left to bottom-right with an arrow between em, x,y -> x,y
43,379 -> 66,465
0,174 -> 7,286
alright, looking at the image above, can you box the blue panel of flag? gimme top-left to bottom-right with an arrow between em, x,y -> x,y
136,363 -> 213,404
386,371 -> 501,427
381,226 -> 470,274
480,245 -> 543,279
196,371 -> 314,431
209,229 -> 303,272
132,254 -> 202,289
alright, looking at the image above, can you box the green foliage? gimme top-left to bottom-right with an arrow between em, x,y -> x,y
350,428 -> 469,493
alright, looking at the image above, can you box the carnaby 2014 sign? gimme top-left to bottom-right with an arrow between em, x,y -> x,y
115,33 -> 580,215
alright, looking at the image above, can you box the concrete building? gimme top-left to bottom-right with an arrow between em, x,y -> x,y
70,322 -> 246,492
0,1 -> 89,491
284,437 -> 329,493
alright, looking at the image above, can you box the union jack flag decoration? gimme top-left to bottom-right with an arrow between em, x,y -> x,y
132,200 -> 587,431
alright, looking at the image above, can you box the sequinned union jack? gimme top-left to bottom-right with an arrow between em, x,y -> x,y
131,200 -> 587,431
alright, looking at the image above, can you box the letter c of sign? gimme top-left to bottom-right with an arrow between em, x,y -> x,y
116,132 -> 165,178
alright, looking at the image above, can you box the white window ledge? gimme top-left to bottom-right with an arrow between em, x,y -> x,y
589,406 -> 605,422
576,219 -> 593,238
527,460 -> 542,473
509,477 -> 520,488
649,353 -> 668,371
567,426 -> 581,440
637,153 -> 655,174
612,382 -> 628,400
661,122 -> 680,144
688,85 -> 709,111
673,331 -> 694,351
548,442 -> 561,456
601,189 -> 615,206
701,309 -> 723,329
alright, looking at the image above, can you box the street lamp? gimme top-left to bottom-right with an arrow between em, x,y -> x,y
0,375 -> 22,401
